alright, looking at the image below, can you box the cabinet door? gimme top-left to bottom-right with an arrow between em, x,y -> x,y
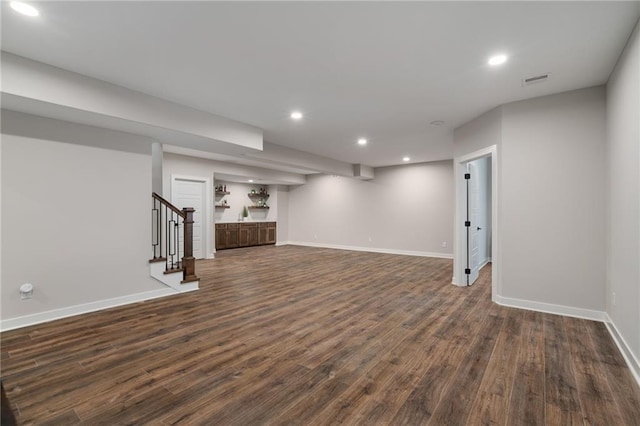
215,225 -> 227,250
258,227 -> 267,245
248,227 -> 259,246
239,223 -> 258,247
227,229 -> 239,248
266,226 -> 276,244
238,227 -> 249,247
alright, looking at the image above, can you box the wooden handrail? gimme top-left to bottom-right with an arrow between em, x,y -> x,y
152,192 -> 185,218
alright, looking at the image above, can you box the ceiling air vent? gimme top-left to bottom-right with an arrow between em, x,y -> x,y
522,73 -> 550,87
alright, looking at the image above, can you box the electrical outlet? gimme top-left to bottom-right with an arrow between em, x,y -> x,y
314,234 -> 317,239
368,236 -> 372,242
612,292 -> 616,306
20,283 -> 34,299
442,241 -> 447,248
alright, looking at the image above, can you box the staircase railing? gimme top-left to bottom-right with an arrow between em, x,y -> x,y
151,192 -> 197,283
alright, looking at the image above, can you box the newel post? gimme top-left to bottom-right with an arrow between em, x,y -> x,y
181,207 -> 197,282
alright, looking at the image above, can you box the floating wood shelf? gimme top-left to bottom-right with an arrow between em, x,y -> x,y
248,193 -> 269,198
215,191 -> 231,196
248,206 -> 269,209
215,205 -> 230,209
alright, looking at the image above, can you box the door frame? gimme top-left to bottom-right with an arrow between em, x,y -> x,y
466,161 -> 481,286
453,145 -> 499,301
171,174 -> 214,260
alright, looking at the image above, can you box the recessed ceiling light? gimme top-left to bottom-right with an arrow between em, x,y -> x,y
403,157 -> 410,162
248,179 -> 254,183
430,120 -> 445,126
357,138 -> 367,146
290,111 -> 303,120
488,54 -> 508,66
10,1 -> 39,16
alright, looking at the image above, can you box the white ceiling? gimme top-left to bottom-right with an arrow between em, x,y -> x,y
2,1 -> 639,168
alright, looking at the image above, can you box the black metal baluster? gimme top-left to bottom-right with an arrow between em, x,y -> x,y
151,199 -> 158,259
165,205 -> 169,272
157,199 -> 161,259
169,212 -> 176,269
175,219 -> 180,270
151,199 -> 154,258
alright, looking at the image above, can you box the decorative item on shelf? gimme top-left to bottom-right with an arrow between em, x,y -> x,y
251,189 -> 256,194
216,184 -> 230,195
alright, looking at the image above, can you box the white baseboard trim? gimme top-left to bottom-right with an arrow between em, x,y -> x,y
493,296 -> 640,386
494,294 -> 607,322
604,314 -> 640,387
0,287 -> 178,332
285,241 -> 453,259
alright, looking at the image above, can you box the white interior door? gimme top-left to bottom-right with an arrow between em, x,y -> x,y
172,178 -> 205,259
468,162 -> 480,285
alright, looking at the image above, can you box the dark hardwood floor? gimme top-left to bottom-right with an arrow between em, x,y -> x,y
1,245 -> 639,425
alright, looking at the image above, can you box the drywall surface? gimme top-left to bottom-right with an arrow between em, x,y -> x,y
453,86 -> 607,314
1,52 -> 263,151
276,186 -> 290,243
500,86 -> 606,311
288,161 -> 454,256
453,107 -> 502,159
213,182 -> 278,223
1,112 -> 161,321
606,20 -> 640,361
162,152 -> 286,221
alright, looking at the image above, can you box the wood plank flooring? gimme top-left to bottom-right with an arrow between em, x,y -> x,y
1,245 -> 639,425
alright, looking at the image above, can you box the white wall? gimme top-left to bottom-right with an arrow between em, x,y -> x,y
162,152 -> 305,188
163,153 -> 290,251
2,52 -> 263,152
501,87 -> 606,311
214,181 -> 278,223
454,86 -> 607,315
276,186 -> 290,243
453,107 -> 502,159
0,125 -> 3,321
1,111 -> 162,322
606,20 -> 640,366
453,109 -> 502,289
288,161 -> 454,257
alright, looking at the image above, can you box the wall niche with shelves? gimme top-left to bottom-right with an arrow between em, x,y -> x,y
215,184 -> 230,209
214,181 -> 276,223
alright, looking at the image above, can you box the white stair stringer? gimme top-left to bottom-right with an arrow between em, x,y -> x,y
150,261 -> 199,293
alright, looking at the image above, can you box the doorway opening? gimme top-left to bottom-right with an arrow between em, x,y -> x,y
453,145 -> 499,300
